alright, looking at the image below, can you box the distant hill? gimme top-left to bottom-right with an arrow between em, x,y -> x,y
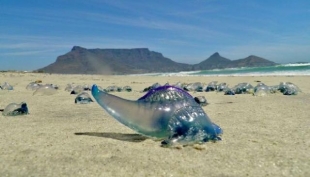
193,52 -> 232,70
38,46 -> 277,74
232,55 -> 277,67
193,52 -> 276,70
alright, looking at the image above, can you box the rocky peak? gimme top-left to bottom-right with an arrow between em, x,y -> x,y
211,52 -> 220,57
71,46 -> 87,51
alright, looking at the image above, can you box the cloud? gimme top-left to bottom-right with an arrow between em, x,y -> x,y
81,12 -> 195,30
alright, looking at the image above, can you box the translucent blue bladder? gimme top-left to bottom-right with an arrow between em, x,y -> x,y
92,84 -> 222,147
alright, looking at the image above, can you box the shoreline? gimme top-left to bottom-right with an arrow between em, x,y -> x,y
0,73 -> 309,176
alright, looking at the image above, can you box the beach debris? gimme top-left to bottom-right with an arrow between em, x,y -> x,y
142,82 -> 161,92
194,96 -> 208,106
205,81 -> 218,92
269,85 -> 280,94
65,83 -> 75,92
278,82 -> 301,95
232,83 -> 254,94
49,84 -> 59,90
164,82 -> 170,86
100,85 -> 133,92
1,82 -> 13,90
75,92 -> 93,104
26,82 -> 42,90
173,82 -> 185,89
105,85 -> 122,92
184,82 -> 204,92
27,82 -> 58,91
35,80 -> 42,83
66,84 -> 91,94
83,84 -> 91,91
92,84 -> 222,147
33,84 -> 57,95
253,83 -> 271,96
192,144 -> 206,150
224,89 -> 235,95
216,82 -> 228,92
122,86 -> 132,92
70,85 -> 85,94
2,102 -> 29,116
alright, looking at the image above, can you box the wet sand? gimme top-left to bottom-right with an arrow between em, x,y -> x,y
0,73 -> 309,176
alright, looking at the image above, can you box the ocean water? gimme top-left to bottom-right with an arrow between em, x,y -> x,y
137,63 -> 310,76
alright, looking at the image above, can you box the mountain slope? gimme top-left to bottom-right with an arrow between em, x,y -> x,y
39,46 -> 192,74
232,55 -> 277,67
38,46 -> 277,74
193,52 -> 232,70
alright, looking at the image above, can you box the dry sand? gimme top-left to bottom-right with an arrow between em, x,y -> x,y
0,73 -> 309,177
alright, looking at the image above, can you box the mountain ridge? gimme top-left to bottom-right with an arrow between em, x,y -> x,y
38,46 -> 277,74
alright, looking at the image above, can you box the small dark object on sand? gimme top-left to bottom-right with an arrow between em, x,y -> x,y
205,81 -> 218,92
75,92 -> 93,104
194,96 -> 208,106
224,89 -> 235,95
2,102 -> 29,116
123,86 -> 132,92
142,82 -> 161,92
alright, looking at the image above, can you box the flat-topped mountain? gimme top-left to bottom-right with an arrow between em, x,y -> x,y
38,46 -> 277,74
39,46 -> 191,74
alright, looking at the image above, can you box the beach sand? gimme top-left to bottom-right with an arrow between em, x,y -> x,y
0,73 -> 309,177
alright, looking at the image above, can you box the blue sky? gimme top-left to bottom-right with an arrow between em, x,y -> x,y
1,0 -> 310,70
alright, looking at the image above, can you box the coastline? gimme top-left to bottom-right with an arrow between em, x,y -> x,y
0,73 -> 309,176
127,63 -> 310,77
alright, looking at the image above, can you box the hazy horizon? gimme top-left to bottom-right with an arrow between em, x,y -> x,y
1,0 -> 310,70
